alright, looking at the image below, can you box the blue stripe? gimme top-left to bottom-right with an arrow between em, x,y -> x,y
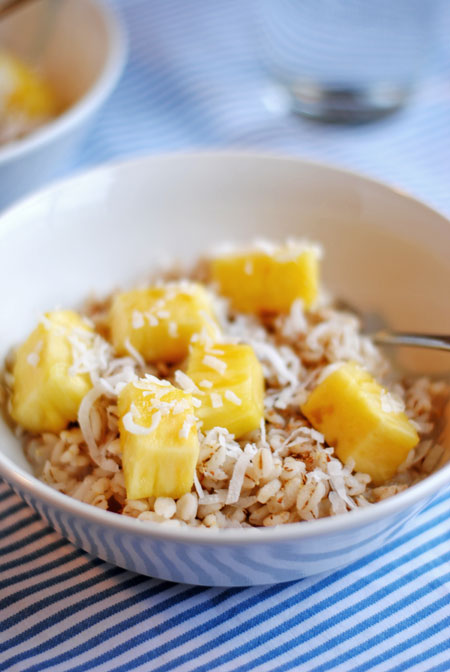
375,614 -> 450,672
87,585 -> 280,672
425,654 -> 450,672
7,495 -> 448,672
0,527 -> 55,556
0,547 -> 81,592
0,538 -> 69,573
0,571 -> 144,668
0,512 -> 41,540
146,514 -> 450,672
152,540 -> 450,672
272,570 -> 450,671
0,554 -> 106,611
0,488 -> 15,504
0,501 -> 28,522
0,563 -> 125,643
25,585 -> 208,672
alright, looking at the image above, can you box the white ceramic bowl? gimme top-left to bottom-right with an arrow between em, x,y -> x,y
0,0 -> 125,209
0,153 -> 449,587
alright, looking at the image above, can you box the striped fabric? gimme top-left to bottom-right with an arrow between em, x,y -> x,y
2,1 -> 450,670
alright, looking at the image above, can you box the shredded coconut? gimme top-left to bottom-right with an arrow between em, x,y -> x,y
6,240 -> 446,531
146,312 -> 159,327
381,390 -> 405,414
124,338 -> 145,368
131,310 -> 145,329
27,352 -> 40,367
123,406 -> 161,435
210,392 -> 223,408
168,321 -> 178,338
174,370 -> 199,393
226,450 -> 251,504
202,355 -> 227,375
179,414 -> 196,439
225,390 -> 242,406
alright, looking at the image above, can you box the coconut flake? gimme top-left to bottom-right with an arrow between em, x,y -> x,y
381,390 -> 405,414
27,339 -> 44,367
225,390 -> 242,406
123,405 -> 161,435
250,340 -> 298,386
175,370 -> 200,393
78,386 -> 118,472
168,321 -> 178,338
199,380 -> 213,389
210,392 -> 223,408
226,451 -> 251,504
124,338 -> 145,368
179,414 -> 196,439
282,299 -> 307,337
244,260 -> 253,275
27,352 -> 40,367
172,399 -> 191,415
145,312 -> 159,327
193,470 -> 204,498
132,374 -> 170,390
132,310 -> 145,329
202,355 -> 227,375
327,459 -> 356,509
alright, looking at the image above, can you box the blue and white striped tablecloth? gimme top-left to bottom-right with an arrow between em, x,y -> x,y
2,1 -> 450,670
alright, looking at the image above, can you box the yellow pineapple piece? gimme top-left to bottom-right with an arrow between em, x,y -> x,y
0,51 -> 56,119
211,242 -> 320,313
301,361 -> 419,484
109,282 -> 220,364
186,342 -> 264,438
118,376 -> 200,499
11,311 -> 93,434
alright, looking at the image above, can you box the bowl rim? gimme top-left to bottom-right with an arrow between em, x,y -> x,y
0,150 -> 449,547
0,0 -> 126,167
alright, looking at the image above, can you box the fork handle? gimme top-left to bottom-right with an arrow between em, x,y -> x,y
373,330 -> 450,352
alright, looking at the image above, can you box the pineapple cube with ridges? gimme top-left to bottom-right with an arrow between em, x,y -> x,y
301,361 -> 419,484
211,242 -> 320,313
118,377 -> 200,500
109,282 -> 220,364
186,343 -> 264,438
11,310 -> 93,434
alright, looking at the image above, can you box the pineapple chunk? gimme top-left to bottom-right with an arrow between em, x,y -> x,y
109,283 -> 220,363
301,361 -> 419,484
0,51 -> 56,119
11,311 -> 93,434
186,343 -> 264,438
118,376 -> 200,499
211,242 -> 320,313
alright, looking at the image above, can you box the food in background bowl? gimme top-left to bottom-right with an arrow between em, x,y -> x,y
0,51 -> 58,145
2,240 -> 447,529
0,0 -> 125,210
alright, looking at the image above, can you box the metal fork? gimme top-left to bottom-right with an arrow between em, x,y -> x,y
372,330 -> 450,352
335,300 -> 450,352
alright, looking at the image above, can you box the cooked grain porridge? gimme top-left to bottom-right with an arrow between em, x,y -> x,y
2,240 -> 448,529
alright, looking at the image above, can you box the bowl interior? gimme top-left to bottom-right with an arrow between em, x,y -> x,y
0,154 -> 449,476
0,0 -> 111,109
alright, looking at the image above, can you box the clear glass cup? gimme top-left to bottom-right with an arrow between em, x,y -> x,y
258,0 -> 436,123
